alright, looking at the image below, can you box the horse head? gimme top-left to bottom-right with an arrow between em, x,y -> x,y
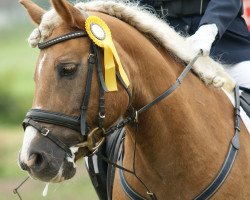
18,0 -> 130,182
18,1 -> 250,199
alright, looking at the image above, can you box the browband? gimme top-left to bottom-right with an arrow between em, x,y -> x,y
38,30 -> 88,49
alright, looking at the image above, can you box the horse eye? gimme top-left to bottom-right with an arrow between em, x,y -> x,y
59,63 -> 77,77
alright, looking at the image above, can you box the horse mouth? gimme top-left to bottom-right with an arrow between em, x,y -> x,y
59,159 -> 77,182
50,162 -> 77,183
25,158 -> 77,183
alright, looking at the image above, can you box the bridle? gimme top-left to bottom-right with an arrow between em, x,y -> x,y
22,27 -> 200,158
22,27 -> 242,200
23,30 -> 94,157
22,30 -> 132,157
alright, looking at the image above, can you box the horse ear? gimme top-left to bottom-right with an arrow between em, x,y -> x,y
19,0 -> 45,25
50,0 -> 86,29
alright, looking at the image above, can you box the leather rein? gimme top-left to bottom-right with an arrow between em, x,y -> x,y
22,30 -> 242,200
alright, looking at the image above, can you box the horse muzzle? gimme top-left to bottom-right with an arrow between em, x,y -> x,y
19,126 -> 77,182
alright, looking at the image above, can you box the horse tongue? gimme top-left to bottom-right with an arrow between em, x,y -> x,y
42,183 -> 49,197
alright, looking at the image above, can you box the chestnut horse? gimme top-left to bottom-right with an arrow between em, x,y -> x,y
18,0 -> 250,199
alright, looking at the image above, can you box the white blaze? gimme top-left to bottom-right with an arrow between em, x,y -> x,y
20,126 -> 38,163
38,53 -> 47,78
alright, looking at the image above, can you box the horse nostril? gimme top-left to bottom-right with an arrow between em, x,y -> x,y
19,161 -> 29,171
27,153 -> 47,171
34,153 -> 44,167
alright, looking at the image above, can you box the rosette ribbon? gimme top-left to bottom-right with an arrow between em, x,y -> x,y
85,16 -> 130,91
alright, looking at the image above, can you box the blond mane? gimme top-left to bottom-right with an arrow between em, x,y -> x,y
28,0 -> 235,92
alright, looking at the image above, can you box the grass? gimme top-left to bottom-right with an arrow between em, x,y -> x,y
0,24 -> 38,125
0,24 -> 98,200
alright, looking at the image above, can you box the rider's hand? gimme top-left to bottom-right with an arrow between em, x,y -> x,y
186,24 -> 218,56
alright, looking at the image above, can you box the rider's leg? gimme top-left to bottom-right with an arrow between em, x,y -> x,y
224,61 -> 250,89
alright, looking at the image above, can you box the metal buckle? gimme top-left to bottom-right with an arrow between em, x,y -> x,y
41,128 -> 50,136
88,53 -> 95,64
87,127 -> 105,153
92,137 -> 105,154
88,53 -> 95,59
134,111 -> 138,123
98,112 -> 106,119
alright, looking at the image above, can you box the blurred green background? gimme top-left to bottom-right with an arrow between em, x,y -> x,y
0,1 -> 98,199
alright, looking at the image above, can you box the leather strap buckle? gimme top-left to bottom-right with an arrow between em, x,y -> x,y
41,128 -> 50,136
88,53 -> 95,64
98,112 -> 106,119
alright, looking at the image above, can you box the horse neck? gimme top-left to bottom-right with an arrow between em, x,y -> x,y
116,24 -> 235,194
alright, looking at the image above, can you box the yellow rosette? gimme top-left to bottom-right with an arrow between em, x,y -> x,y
85,16 -> 129,91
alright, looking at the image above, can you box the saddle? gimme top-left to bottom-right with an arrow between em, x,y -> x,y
240,86 -> 250,118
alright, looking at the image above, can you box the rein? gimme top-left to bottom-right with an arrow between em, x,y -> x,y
117,85 -> 241,200
20,29 -> 242,200
103,51 -> 202,137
